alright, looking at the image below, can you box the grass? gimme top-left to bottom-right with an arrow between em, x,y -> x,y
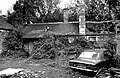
0,57 -> 93,78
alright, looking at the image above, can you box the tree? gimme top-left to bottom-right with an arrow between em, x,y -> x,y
66,0 -> 115,21
68,7 -> 79,21
85,0 -> 120,21
7,0 -> 36,28
106,0 -> 120,20
7,0 -> 61,27
85,0 -> 111,21
6,0 -> 62,58
37,8 -> 63,22
63,0 -> 79,22
1,30 -> 29,58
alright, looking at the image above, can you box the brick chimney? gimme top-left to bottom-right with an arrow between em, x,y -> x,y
78,0 -> 86,35
63,8 -> 69,23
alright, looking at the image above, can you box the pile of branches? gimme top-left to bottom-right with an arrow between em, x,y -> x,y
30,34 -> 91,60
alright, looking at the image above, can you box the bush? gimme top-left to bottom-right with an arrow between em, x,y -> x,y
1,49 -> 29,58
103,38 -> 117,67
1,30 -> 29,58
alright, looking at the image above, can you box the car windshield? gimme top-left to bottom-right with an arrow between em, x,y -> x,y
79,52 -> 100,59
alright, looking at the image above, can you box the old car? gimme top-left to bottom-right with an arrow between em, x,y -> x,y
69,49 -> 110,73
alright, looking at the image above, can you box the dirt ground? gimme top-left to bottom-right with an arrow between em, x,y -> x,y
0,58 -> 93,78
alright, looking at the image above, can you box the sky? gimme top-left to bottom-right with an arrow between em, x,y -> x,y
58,0 -> 76,9
0,0 -> 17,15
0,0 -> 75,15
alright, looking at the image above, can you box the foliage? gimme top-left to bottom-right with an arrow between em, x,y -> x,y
7,0 -> 120,24
1,50 -> 29,58
3,30 -> 23,51
104,39 -> 117,52
85,0 -> 111,21
40,8 -> 63,22
30,34 -> 91,60
103,38 -> 117,67
69,0 -> 120,21
86,23 -> 115,34
7,0 -> 61,27
65,0 -> 120,21
1,30 -> 29,58
63,0 -> 79,22
7,0 -> 36,26
112,54 -> 120,68
108,0 -> 120,20
32,34 -> 56,60
5,0 -> 61,59
68,7 -> 79,22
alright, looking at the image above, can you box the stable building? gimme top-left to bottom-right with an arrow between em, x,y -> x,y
22,22 -> 79,53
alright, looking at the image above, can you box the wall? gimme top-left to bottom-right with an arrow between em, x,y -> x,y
0,30 -> 8,54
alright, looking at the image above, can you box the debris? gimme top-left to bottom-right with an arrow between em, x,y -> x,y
0,68 -> 23,75
41,71 -> 46,74
0,68 -> 41,78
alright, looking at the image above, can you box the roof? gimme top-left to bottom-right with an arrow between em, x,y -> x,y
23,22 -> 79,38
0,16 -> 13,30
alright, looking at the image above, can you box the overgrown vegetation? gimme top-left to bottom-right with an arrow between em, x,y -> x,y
1,30 -> 119,69
103,38 -> 117,67
31,34 -> 90,61
1,31 -> 119,67
1,30 -> 29,58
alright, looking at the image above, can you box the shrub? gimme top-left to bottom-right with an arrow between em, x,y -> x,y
1,49 -> 29,58
1,30 -> 29,58
103,38 -> 117,67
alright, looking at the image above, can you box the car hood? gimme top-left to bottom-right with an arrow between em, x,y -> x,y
70,58 -> 102,65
